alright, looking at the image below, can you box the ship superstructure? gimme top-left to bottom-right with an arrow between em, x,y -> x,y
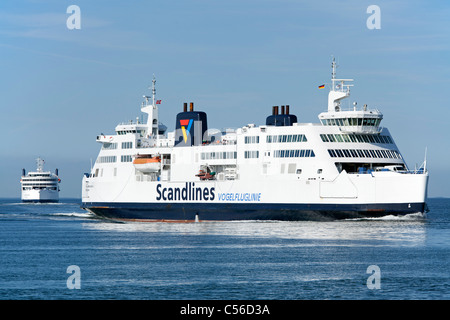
21,158 -> 60,203
81,62 -> 428,221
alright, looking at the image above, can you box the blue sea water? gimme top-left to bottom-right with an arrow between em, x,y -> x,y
0,198 -> 448,300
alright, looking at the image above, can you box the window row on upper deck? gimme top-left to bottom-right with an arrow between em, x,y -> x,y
321,118 -> 381,127
102,142 -> 117,150
122,142 -> 133,149
121,155 -> 133,162
267,134 -> 307,143
328,148 -> 402,160
102,142 -> 134,150
22,186 -> 57,191
244,136 -> 260,144
244,151 -> 259,159
97,156 -> 117,163
320,134 -> 393,144
117,129 -> 145,135
274,149 -> 315,158
201,151 -> 237,160
22,180 -> 58,184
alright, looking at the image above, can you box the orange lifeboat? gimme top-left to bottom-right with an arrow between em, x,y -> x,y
133,155 -> 161,173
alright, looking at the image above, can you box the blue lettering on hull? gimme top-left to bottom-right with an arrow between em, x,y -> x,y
217,193 -> 261,202
156,183 -> 215,201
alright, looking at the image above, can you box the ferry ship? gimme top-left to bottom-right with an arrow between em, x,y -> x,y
21,158 -> 60,203
81,60 -> 429,221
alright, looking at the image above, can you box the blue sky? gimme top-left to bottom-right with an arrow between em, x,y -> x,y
1,0 -> 449,198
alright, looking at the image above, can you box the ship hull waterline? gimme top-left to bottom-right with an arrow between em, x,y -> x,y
82,201 -> 427,222
23,199 -> 59,203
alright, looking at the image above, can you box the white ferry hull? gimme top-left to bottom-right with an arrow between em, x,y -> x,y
22,189 -> 59,203
82,171 -> 428,221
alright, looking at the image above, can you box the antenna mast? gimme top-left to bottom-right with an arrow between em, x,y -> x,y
36,157 -> 44,173
331,56 -> 337,90
152,74 -> 156,107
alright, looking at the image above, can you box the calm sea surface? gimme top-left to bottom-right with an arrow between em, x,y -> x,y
0,198 -> 448,300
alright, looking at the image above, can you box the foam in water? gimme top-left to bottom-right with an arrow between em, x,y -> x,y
345,212 -> 426,221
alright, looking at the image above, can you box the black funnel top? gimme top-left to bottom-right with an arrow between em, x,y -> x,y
266,105 -> 297,126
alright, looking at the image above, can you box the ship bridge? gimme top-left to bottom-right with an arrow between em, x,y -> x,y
95,76 -> 171,149
318,58 -> 383,134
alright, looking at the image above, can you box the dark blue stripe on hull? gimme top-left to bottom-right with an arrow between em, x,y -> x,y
81,202 -> 427,221
23,200 -> 59,203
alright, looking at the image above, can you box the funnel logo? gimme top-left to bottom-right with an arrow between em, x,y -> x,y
180,119 -> 193,143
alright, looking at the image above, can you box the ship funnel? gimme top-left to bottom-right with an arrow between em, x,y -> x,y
174,102 -> 208,147
272,106 -> 279,115
272,106 -> 281,115
22,168 -> 26,177
55,168 -> 59,176
266,105 -> 297,126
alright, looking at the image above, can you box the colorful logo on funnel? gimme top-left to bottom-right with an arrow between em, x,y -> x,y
180,119 -> 193,143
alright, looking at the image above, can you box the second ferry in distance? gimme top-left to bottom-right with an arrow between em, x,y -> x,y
21,157 -> 61,203
81,59 -> 429,221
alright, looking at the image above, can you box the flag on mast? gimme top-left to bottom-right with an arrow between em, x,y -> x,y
318,84 -> 325,89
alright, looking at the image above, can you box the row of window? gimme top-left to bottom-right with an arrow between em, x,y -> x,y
274,149 -> 316,158
267,134 -> 307,143
321,118 -> 382,127
97,156 -> 117,163
21,179 -> 57,182
201,151 -> 238,160
102,142 -> 134,150
102,142 -> 117,150
122,142 -> 133,149
22,187 -> 57,190
98,145 -> 399,163
22,182 -> 57,185
320,134 -> 393,144
328,149 -> 403,160
117,129 -> 145,135
243,134 -> 309,144
121,155 -> 133,162
244,136 -> 260,144
244,151 -> 259,159
98,155 -> 136,163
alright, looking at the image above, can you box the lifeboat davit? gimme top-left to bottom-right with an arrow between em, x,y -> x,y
133,155 -> 161,173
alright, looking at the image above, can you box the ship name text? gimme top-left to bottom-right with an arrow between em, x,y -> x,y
156,183 -> 215,201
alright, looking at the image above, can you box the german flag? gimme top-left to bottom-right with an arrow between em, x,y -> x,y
318,84 -> 325,89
